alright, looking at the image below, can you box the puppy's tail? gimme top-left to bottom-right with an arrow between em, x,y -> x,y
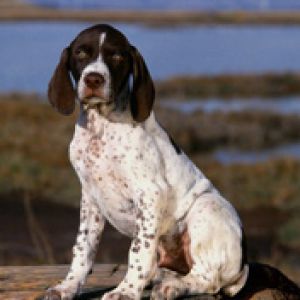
222,264 -> 249,297
223,262 -> 300,299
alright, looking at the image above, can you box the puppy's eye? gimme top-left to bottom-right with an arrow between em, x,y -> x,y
112,53 -> 124,63
77,49 -> 88,60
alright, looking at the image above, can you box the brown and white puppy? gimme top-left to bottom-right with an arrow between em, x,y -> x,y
44,24 -> 248,300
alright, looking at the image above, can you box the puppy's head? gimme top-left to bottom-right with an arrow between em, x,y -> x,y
48,24 -> 154,122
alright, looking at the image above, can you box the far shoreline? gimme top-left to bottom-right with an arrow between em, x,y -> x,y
2,5 -> 300,26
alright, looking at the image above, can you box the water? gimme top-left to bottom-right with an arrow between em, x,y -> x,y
2,23 -> 300,93
28,0 -> 300,11
162,97 -> 300,115
214,142 -> 300,164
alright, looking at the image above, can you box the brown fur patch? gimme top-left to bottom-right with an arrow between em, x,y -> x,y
158,229 -> 193,274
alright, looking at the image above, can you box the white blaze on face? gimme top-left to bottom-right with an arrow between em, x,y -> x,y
77,32 -> 111,102
99,32 -> 106,47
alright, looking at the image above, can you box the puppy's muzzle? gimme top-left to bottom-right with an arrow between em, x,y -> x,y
84,72 -> 105,90
81,72 -> 111,109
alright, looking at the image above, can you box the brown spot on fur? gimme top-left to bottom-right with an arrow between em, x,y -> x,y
193,193 -> 201,200
158,229 -> 193,275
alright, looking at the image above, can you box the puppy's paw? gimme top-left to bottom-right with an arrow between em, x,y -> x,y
102,290 -> 136,300
42,289 -> 63,300
42,284 -> 77,300
150,280 -> 182,300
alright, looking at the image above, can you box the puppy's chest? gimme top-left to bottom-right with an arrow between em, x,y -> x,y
69,122 -> 147,235
71,123 -> 135,178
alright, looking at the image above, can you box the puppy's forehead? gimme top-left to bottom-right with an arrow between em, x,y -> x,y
73,24 -> 130,49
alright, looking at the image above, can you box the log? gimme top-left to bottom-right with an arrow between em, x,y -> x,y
0,264 -> 299,300
0,264 -> 126,300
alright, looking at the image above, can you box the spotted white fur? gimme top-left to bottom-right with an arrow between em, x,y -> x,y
45,28 -> 248,300
46,109 -> 248,300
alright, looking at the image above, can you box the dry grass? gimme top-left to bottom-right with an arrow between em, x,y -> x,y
158,106 -> 300,152
198,158 -> 300,212
157,73 -> 300,99
0,94 -> 80,206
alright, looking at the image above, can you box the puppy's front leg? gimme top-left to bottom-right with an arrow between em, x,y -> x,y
102,188 -> 166,300
44,191 -> 105,300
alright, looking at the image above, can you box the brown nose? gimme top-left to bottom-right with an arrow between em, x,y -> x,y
84,72 -> 105,89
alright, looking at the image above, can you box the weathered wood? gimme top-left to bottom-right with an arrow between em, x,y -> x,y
0,264 -> 215,300
0,264 -> 299,300
0,291 -> 41,300
0,264 -> 126,300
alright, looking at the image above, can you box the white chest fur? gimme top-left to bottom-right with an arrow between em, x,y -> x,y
69,110 -> 160,236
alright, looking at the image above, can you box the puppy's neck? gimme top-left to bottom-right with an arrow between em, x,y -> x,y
77,107 -> 103,135
108,82 -> 135,124
78,104 -> 137,136
78,82 -> 136,128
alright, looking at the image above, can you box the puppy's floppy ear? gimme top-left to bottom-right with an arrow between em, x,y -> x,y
130,46 -> 155,122
48,47 -> 76,115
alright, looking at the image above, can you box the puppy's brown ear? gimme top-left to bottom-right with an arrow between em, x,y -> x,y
130,46 -> 155,122
48,47 -> 76,115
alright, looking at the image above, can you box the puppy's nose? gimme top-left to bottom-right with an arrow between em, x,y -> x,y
84,72 -> 105,89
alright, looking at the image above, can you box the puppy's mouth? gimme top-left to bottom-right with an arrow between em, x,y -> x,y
80,96 -> 113,110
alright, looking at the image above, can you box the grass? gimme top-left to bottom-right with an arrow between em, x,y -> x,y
0,94 -> 80,206
278,217 -> 300,250
156,73 -> 300,99
198,158 -> 300,211
158,107 -> 300,152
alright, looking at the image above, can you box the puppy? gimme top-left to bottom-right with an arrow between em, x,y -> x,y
44,24 -> 248,300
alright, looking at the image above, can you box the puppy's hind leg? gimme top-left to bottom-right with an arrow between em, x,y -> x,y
151,194 -> 247,300
151,266 -> 222,300
151,264 -> 248,300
